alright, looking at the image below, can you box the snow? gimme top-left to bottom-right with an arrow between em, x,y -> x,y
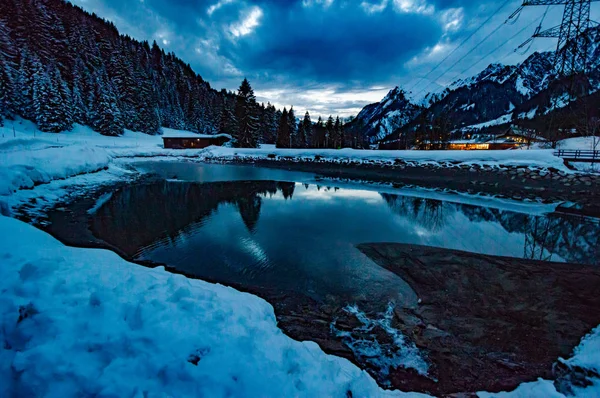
462,113 -> 513,130
162,127 -> 232,140
518,107 -> 538,120
557,136 -> 600,151
459,103 -> 475,111
331,303 -> 429,382
0,215 -> 425,398
0,144 -> 111,196
205,146 -> 571,171
515,76 -> 530,97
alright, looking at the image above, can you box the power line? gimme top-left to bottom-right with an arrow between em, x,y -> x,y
455,14 -> 545,79
412,13 -> 518,99
405,0 -> 515,93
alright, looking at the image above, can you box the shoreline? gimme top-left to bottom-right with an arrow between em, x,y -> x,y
205,156 -> 600,217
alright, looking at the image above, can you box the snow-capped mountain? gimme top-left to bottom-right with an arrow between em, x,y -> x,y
355,25 -> 600,142
353,87 -> 422,143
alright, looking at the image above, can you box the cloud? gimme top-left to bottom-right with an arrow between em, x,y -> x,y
207,0 -> 235,16
228,6 -> 263,38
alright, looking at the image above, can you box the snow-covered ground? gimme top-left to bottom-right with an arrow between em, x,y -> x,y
2,119 -> 600,396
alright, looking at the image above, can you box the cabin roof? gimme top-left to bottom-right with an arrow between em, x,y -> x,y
162,134 -> 231,140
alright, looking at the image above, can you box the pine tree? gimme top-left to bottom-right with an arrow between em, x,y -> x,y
325,115 -> 335,148
276,107 -> 290,148
33,65 -> 72,133
334,116 -> 342,149
0,65 -> 13,124
235,78 -> 259,148
313,116 -> 325,148
287,106 -> 296,148
90,73 -> 123,136
15,51 -> 37,120
301,111 -> 312,148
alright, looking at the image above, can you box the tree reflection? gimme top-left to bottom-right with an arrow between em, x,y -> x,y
380,192 -> 600,265
381,194 -> 447,232
91,180 -> 296,257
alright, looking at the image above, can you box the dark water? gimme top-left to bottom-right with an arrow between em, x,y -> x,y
88,163 -> 600,306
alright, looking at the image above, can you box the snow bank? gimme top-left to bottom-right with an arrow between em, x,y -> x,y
0,215 -> 426,397
0,144 -> 111,196
206,146 -> 572,172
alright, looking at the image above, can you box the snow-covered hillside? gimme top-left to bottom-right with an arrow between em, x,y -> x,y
354,87 -> 422,144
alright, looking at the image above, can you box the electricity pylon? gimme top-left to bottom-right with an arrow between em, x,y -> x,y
521,0 -> 598,77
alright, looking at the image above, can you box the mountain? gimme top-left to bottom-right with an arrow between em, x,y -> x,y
352,87 -> 422,144
354,25 -> 600,144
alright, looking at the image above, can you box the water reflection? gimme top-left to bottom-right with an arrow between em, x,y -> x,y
90,181 -> 599,305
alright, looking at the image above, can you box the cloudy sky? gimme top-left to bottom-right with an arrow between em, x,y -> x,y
71,0 -> 599,117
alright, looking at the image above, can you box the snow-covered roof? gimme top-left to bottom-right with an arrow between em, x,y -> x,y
162,133 -> 232,140
161,127 -> 231,140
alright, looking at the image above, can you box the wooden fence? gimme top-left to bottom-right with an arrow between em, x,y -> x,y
553,149 -> 600,163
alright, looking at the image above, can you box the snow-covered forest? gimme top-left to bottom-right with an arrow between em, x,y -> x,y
0,0 -> 353,148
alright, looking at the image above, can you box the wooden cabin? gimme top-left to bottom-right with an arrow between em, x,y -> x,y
162,134 -> 231,149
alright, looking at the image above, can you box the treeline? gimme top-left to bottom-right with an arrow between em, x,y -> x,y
0,0 -> 361,149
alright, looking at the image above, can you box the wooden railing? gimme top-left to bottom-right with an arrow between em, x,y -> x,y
554,149 -> 600,162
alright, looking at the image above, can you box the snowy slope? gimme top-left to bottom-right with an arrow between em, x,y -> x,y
354,87 -> 422,144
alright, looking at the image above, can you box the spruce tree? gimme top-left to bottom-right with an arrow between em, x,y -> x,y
287,106 -> 296,148
33,65 -> 72,133
314,116 -> 325,148
325,116 -> 335,148
90,73 -> 123,136
0,65 -> 12,124
15,51 -> 37,120
301,111 -> 312,148
276,108 -> 290,148
235,78 -> 259,148
334,116 -> 342,149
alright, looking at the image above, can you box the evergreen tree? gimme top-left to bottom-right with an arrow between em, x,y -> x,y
15,51 -> 37,120
90,73 -> 123,136
262,103 -> 278,144
287,106 -> 296,148
276,107 -> 290,148
301,111 -> 312,148
235,78 -> 259,148
333,116 -> 342,149
33,65 -> 72,132
313,116 -> 325,148
0,65 -> 12,124
325,115 -> 335,148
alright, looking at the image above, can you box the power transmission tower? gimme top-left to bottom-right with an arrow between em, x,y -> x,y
521,0 -> 599,77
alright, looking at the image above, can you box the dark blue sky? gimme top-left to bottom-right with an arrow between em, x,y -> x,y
72,0 -> 595,117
